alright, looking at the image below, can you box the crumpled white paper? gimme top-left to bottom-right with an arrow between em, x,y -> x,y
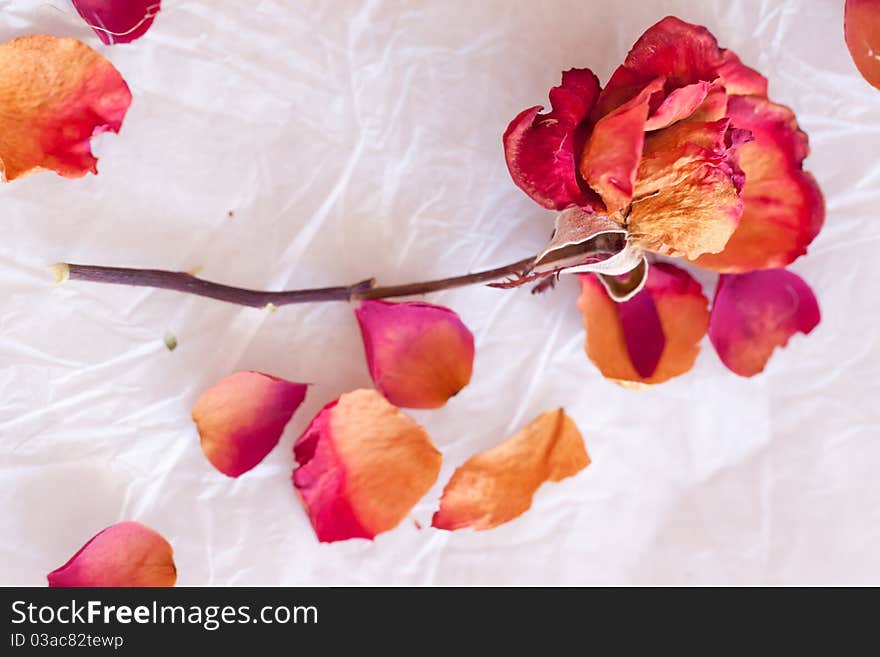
1,0 -> 878,585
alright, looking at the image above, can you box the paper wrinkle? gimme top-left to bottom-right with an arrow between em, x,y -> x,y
1,0 -> 879,585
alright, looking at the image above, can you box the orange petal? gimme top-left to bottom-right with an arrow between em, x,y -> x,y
845,0 -> 880,90
693,96 -> 824,272
432,409 -> 589,531
192,371 -> 308,477
292,389 -> 442,542
0,35 -> 131,181
628,162 -> 743,259
577,262 -> 709,386
580,77 -> 665,213
47,522 -> 176,587
355,300 -> 474,409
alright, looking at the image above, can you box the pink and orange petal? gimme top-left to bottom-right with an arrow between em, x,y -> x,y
48,522 -> 176,587
709,269 -> 820,377
432,409 -> 590,531
292,389 -> 442,543
192,371 -> 308,477
355,300 -> 474,409
72,0 -> 162,45
0,35 -> 131,181
577,262 -> 710,386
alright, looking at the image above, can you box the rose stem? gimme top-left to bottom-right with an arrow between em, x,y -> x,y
53,257 -> 537,309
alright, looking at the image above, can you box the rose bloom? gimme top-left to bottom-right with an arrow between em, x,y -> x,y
504,16 -> 824,385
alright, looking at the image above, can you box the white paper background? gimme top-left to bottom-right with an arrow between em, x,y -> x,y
1,0 -> 878,585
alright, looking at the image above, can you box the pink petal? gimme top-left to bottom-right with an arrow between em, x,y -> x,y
72,0 -> 161,45
503,68 -> 604,211
48,522 -> 176,587
644,81 -> 711,130
709,269 -> 820,377
617,288 -> 666,378
355,300 -> 474,409
192,371 -> 308,477
292,389 -> 442,543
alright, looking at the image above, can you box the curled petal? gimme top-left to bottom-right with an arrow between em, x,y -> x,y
0,36 -> 131,181
644,81 -> 710,130
709,269 -> 820,377
693,96 -> 824,272
628,162 -> 743,259
845,0 -> 880,90
192,371 -> 308,477
355,301 -> 474,409
432,409 -> 589,531
597,16 -> 766,116
48,522 -> 176,587
503,68 -> 603,210
580,77 -> 664,212
293,389 -> 442,542
577,262 -> 709,386
72,0 -> 162,45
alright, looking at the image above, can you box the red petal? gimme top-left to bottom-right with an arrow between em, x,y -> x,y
693,96 -> 824,272
580,77 -> 664,212
355,300 -> 474,409
292,389 -> 442,543
47,522 -> 176,587
577,262 -> 709,386
192,371 -> 308,477
503,68 -> 604,211
597,16 -> 766,116
432,409 -> 589,531
709,269 -> 820,377
0,35 -> 131,181
72,0 -> 161,45
845,0 -> 880,90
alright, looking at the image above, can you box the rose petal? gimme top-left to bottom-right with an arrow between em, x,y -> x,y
628,162 -> 743,259
192,371 -> 308,477
503,68 -> 604,211
644,81 -> 711,131
845,0 -> 880,90
577,262 -> 709,386
580,77 -> 664,213
693,96 -> 824,272
355,300 -> 474,409
597,16 -> 766,116
432,409 -> 589,531
292,389 -> 442,542
709,269 -> 820,377
0,35 -> 131,181
72,0 -> 161,45
47,522 -> 176,587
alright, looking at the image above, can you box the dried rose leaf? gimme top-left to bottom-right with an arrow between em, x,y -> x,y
72,0 -> 162,45
47,521 -> 176,587
845,0 -> 880,90
292,389 -> 442,543
192,371 -> 308,477
432,409 -> 589,531
0,35 -> 131,181
709,269 -> 820,377
355,300 -> 474,409
577,262 -> 709,386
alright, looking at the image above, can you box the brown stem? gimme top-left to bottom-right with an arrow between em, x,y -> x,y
55,257 -> 537,309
